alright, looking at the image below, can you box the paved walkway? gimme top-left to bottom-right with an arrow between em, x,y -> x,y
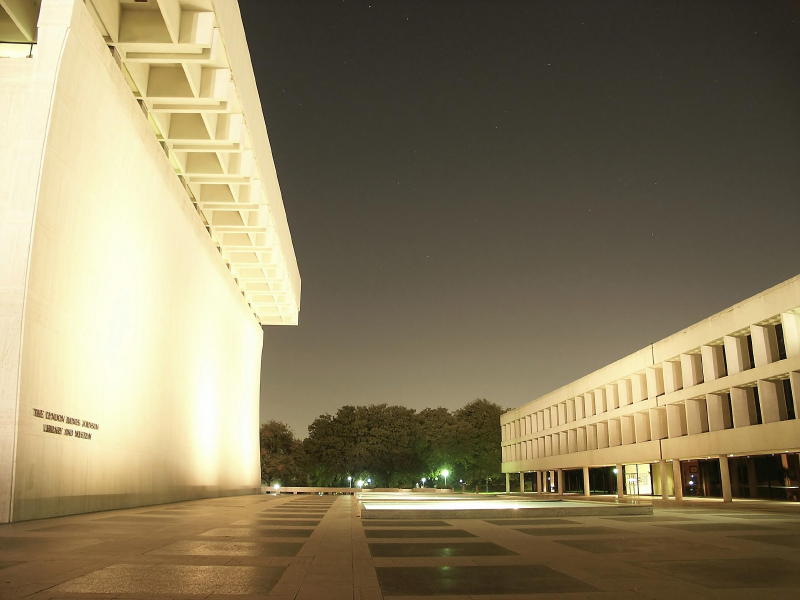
1,494 -> 800,599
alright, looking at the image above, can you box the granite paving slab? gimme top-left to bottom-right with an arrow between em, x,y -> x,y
515,526 -> 625,536
369,541 -> 516,557
600,515 -> 697,522
730,534 -> 800,548
148,540 -> 304,557
200,527 -> 313,538
485,518 -> 578,525
361,520 -> 451,527
555,536 -> 723,555
375,564 -> 595,595
54,563 -> 285,595
652,522 -> 773,532
364,528 -> 476,538
636,557 -> 798,589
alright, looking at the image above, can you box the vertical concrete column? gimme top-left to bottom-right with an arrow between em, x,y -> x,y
505,472 -> 510,493
536,470 -> 542,493
672,460 -> 683,500
750,324 -> 779,367
680,353 -> 704,387
606,383 -> 619,410
706,392 -> 733,431
646,366 -> 665,399
731,386 -> 758,427
616,464 -> 624,498
632,373 -> 648,402
724,335 -> 751,374
666,403 -> 688,437
685,398 -> 710,434
634,411 -> 652,442
519,472 -> 525,493
582,466 -> 590,497
791,372 -> 800,421
781,312 -> 800,357
701,345 -> 726,381
663,360 -> 683,393
719,455 -> 733,503
557,469 -> 564,495
757,379 -> 787,423
618,379 -> 633,406
659,460 -> 670,500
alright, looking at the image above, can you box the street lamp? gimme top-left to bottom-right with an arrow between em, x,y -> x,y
272,483 -> 281,495
356,479 -> 364,489
421,477 -> 427,488
347,475 -> 352,489
441,469 -> 450,488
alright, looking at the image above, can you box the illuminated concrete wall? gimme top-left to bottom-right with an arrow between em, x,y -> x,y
1,0 -> 298,522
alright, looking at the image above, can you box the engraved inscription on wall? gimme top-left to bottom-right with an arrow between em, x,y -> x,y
32,408 -> 99,440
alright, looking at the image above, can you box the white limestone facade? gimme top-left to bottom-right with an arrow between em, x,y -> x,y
501,275 -> 800,502
0,0 -> 300,522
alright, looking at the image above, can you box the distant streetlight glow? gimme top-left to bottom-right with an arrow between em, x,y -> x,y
356,479 -> 364,488
441,469 -> 450,487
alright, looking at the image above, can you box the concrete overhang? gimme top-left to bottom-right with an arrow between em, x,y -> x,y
0,1 -> 40,43
83,0 -> 300,325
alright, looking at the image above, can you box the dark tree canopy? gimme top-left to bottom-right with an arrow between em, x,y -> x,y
259,421 -> 307,486
260,400 -> 505,490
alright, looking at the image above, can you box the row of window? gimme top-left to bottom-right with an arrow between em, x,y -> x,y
502,315 -> 798,443
502,374 -> 798,463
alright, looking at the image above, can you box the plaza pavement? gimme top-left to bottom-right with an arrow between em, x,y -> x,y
1,493 -> 800,599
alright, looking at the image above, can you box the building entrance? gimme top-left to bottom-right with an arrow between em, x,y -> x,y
681,459 -> 722,497
624,463 -> 653,495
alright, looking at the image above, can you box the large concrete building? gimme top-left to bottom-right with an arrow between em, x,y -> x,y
0,0 -> 299,522
501,276 -> 800,503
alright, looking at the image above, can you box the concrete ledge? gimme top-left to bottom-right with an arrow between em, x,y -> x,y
360,499 -> 652,519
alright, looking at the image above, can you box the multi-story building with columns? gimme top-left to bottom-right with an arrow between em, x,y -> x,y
501,275 -> 800,503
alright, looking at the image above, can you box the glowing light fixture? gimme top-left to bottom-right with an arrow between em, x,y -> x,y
441,469 -> 450,487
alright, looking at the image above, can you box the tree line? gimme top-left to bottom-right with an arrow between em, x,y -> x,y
260,399 -> 505,491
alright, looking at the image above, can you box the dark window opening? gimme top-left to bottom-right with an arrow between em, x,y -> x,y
723,393 -> 734,429
721,344 -> 729,376
730,454 -> 800,502
589,466 -> 617,495
753,387 -> 763,425
746,335 -> 755,369
783,379 -> 796,420
776,324 -> 787,360
562,469 -> 583,494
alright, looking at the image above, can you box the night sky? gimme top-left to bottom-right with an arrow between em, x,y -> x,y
239,0 -> 800,438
